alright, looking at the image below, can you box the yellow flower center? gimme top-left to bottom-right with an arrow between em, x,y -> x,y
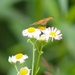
15,53 -> 23,59
28,27 -> 35,33
50,32 -> 56,37
19,68 -> 28,75
38,25 -> 46,30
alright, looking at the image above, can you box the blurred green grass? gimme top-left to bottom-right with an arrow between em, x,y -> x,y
0,0 -> 75,75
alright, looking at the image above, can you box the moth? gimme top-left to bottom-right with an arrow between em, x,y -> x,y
31,17 -> 54,26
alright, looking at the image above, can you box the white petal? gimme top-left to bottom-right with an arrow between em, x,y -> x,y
23,55 -> 28,59
48,27 -> 51,31
8,56 -> 12,63
54,28 -> 57,32
19,59 -> 25,63
52,27 -> 54,31
56,30 -> 61,34
22,29 -> 28,36
55,35 -> 62,40
12,56 -> 17,63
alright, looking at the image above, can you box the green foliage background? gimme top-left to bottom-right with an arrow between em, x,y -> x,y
0,0 -> 75,75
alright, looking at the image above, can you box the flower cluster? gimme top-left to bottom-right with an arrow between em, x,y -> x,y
22,26 -> 62,42
8,23 -> 62,75
8,53 -> 30,75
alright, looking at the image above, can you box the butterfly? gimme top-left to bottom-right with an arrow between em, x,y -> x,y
31,17 -> 54,26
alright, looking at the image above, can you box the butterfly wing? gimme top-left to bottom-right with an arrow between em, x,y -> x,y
30,17 -> 54,26
31,19 -> 43,25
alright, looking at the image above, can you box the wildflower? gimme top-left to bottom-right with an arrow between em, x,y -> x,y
43,27 -> 62,41
8,53 -> 28,64
17,67 -> 30,75
36,34 -> 49,42
22,27 -> 41,39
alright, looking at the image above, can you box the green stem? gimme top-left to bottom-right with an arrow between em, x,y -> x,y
34,52 -> 41,75
34,45 -> 43,75
14,64 -> 19,72
30,40 -> 36,75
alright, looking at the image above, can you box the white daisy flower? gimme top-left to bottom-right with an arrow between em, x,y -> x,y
36,34 -> 49,42
8,53 -> 28,64
17,67 -> 30,75
43,27 -> 62,41
22,27 -> 41,39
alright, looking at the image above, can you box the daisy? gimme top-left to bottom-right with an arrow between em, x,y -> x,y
8,53 -> 28,64
22,27 -> 41,39
36,34 -> 49,42
43,27 -> 62,41
17,67 -> 30,75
